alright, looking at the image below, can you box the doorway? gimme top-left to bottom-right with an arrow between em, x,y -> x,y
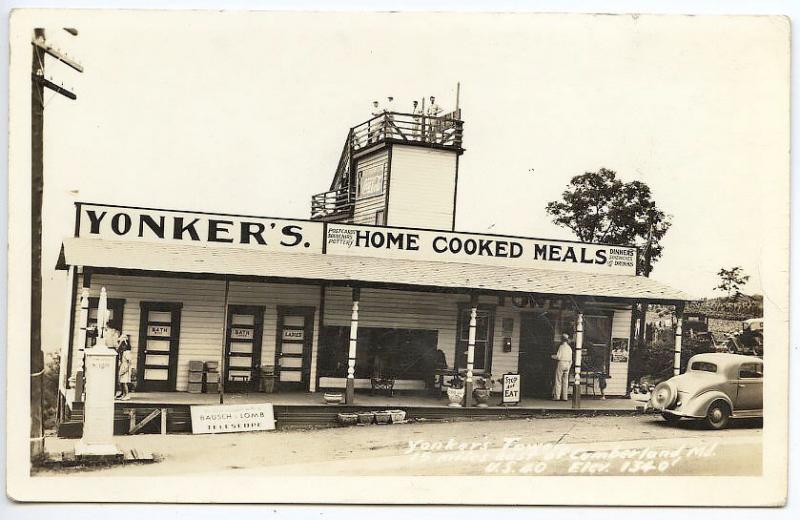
275,306 -> 315,391
136,302 -> 182,392
224,305 -> 265,393
519,311 -> 557,397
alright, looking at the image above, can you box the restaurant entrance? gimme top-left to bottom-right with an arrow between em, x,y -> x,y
518,311 -> 557,398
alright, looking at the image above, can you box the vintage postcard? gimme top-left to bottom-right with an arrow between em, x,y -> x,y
5,9 -> 789,505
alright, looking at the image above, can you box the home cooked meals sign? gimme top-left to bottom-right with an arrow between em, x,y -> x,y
325,224 -> 637,275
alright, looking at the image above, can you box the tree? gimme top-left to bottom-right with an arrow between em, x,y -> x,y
545,168 -> 672,275
714,266 -> 750,299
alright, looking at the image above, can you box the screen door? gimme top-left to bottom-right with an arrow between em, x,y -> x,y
136,302 -> 182,392
276,306 -> 315,390
224,305 -> 265,392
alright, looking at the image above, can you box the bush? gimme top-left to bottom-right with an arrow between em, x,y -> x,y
630,335 -> 716,386
42,353 -> 61,430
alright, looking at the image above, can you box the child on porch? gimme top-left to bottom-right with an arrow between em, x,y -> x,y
117,336 -> 132,401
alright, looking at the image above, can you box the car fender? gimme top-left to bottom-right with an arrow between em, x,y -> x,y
680,390 -> 733,417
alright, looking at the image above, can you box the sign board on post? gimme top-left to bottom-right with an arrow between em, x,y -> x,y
190,403 -> 276,434
502,372 -> 521,405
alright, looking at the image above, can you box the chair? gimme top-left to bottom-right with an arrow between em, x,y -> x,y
433,350 -> 450,394
370,351 -> 395,396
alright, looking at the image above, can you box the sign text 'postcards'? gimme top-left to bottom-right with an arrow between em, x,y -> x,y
78,203 -> 324,253
325,224 -> 637,275
190,403 -> 276,434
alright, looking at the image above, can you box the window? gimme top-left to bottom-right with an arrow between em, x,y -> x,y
583,313 -> 612,374
318,327 -> 439,380
690,361 -> 717,373
739,363 -> 763,379
455,306 -> 495,372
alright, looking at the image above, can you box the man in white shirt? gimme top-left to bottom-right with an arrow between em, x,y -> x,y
426,95 -> 442,142
368,100 -> 383,143
411,100 -> 422,140
551,333 -> 573,401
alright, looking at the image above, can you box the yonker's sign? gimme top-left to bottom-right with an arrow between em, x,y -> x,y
77,203 -> 637,275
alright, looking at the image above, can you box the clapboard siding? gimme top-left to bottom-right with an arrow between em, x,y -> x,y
69,275 -> 321,391
489,303 -> 521,391
352,149 -> 388,224
386,146 -> 457,229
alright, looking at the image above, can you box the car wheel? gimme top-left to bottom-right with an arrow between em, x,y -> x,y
704,401 -> 730,430
662,413 -> 681,425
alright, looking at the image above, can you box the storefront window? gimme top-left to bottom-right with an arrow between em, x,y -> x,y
455,306 -> 494,372
318,327 -> 439,381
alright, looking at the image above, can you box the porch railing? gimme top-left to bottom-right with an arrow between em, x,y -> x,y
350,111 -> 464,151
310,185 -> 355,219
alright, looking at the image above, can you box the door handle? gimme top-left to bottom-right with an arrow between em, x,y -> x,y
738,384 -> 746,388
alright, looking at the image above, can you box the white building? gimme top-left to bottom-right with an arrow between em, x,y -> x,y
55,108 -> 688,433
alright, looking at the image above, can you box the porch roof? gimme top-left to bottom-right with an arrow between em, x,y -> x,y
58,237 -> 690,303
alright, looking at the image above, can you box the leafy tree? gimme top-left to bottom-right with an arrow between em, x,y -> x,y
545,168 -> 672,275
714,266 -> 750,299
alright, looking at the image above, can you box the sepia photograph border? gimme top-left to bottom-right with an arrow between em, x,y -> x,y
3,4 -> 792,508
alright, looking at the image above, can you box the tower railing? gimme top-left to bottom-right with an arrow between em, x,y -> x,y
349,111 -> 463,151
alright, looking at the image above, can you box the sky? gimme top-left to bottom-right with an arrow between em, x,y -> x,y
8,11 -> 789,350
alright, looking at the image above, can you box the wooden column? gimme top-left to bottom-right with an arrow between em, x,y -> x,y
58,266 -> 76,395
464,293 -> 479,408
673,302 -> 685,376
345,287 -> 360,405
572,307 -> 584,409
74,288 -> 90,380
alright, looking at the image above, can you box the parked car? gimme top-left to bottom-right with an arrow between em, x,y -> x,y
650,353 -> 763,429
723,318 -> 764,356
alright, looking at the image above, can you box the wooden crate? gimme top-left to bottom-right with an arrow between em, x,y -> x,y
188,360 -> 204,372
187,382 -> 203,394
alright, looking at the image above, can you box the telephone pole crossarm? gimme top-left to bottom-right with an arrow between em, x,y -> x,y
31,73 -> 77,100
32,37 -> 84,73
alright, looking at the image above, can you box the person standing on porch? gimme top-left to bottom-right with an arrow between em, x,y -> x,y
551,333 -> 573,401
116,338 -> 132,401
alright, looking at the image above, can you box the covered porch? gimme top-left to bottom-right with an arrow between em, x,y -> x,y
57,235 -> 689,433
57,389 -> 647,437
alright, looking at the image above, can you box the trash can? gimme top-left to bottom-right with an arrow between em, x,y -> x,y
260,365 -> 277,393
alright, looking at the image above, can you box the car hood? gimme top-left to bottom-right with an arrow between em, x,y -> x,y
670,372 -> 726,396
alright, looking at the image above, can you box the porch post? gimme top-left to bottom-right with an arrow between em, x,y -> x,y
674,302 -> 685,376
73,287 -> 90,381
58,266 -> 75,395
572,305 -> 584,409
345,287 -> 360,405
464,293 -> 479,408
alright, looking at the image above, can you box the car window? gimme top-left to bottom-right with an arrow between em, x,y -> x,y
690,361 -> 717,372
739,363 -> 763,379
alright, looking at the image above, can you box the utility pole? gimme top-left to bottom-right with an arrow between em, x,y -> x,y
30,27 -> 82,464
632,210 -> 656,387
